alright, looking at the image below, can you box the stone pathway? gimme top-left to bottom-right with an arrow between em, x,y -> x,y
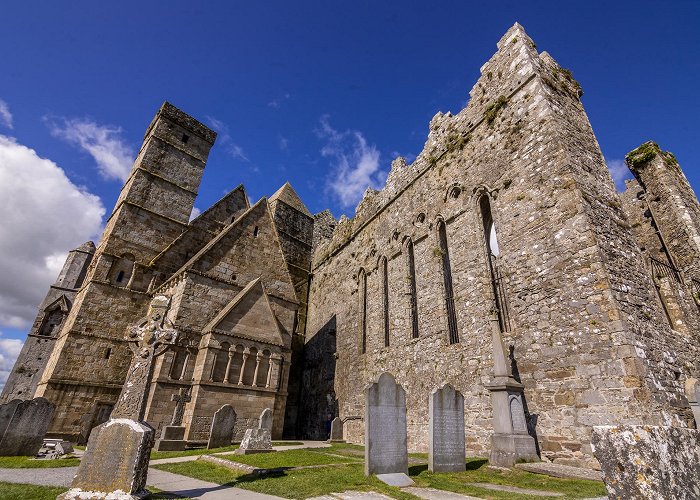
403,487 -> 481,499
308,492 -> 394,500
0,466 -> 77,487
466,482 -> 564,497
148,468 -> 280,499
515,462 -> 604,481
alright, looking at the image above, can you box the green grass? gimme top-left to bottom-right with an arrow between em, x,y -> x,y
150,445 -> 239,461
220,448 -> 361,468
409,458 -> 608,499
153,461 -> 419,499
0,482 -> 68,500
0,455 -> 80,468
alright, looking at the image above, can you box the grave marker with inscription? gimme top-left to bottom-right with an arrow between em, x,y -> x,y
0,397 -> 55,456
429,384 -> 465,472
329,417 -> 344,442
365,372 -> 408,476
207,404 -> 237,449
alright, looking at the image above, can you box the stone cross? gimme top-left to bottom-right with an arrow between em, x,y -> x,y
111,295 -> 178,421
170,387 -> 191,426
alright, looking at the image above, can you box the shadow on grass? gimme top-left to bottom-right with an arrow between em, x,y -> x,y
409,458 -> 487,476
466,458 -> 488,470
409,464 -> 427,475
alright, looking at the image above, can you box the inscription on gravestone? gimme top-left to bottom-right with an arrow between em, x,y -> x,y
365,372 -> 408,476
429,384 -> 465,472
208,404 -> 237,449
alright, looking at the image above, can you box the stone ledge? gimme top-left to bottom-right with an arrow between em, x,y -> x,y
515,462 -> 603,482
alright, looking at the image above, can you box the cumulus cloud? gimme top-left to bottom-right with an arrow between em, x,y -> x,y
606,158 -> 633,191
317,115 -> 387,209
46,117 -> 134,181
190,207 -> 202,221
0,332 -> 23,392
0,135 -> 105,329
0,100 -> 13,129
206,116 -> 249,161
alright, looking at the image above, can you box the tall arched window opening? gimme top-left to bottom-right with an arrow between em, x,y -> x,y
480,195 -> 511,332
381,257 -> 390,347
359,269 -> 367,353
437,220 -> 459,344
169,349 -> 188,380
406,240 -> 419,339
211,342 -> 230,382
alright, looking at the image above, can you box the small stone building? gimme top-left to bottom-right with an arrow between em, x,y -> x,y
3,23 -> 700,467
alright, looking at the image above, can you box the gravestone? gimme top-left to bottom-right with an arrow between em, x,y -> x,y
236,408 -> 274,454
429,384 -> 465,472
154,387 -> 191,452
592,425 -> 700,499
0,397 -> 55,456
60,296 -> 178,499
207,404 -> 237,449
329,417 -> 344,442
365,372 -> 408,476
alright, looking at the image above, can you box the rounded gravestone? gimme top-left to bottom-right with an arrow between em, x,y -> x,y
429,384 -> 465,472
207,405 -> 237,449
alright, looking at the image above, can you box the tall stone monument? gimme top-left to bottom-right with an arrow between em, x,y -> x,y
365,372 -> 408,476
429,384 -> 465,472
60,296 -> 178,499
207,404 -> 236,449
154,387 -> 190,452
485,316 -> 538,467
236,408 -> 273,454
0,397 -> 55,456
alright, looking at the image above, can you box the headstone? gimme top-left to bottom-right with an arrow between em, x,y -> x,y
485,316 -> 538,467
375,473 -> 414,487
60,295 -> 178,499
429,384 -> 465,472
236,408 -> 273,455
154,388 -> 191,452
365,372 -> 408,476
207,404 -> 237,449
329,417 -> 344,442
0,397 -> 55,456
592,425 -> 700,500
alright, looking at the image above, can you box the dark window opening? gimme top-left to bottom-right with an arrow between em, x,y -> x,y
359,269 -> 367,354
181,133 -> 189,144
382,257 -> 390,347
104,348 -> 112,360
116,271 -> 125,283
253,226 -> 259,237
480,195 -> 511,332
438,220 -> 459,344
406,240 -> 419,339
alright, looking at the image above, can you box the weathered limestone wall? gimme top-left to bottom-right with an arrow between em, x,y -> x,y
304,24 -> 697,467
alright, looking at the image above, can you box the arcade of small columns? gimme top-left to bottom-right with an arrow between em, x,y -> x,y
166,340 -> 285,391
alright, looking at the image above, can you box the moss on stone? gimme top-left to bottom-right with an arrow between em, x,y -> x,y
484,95 -> 508,125
627,142 -> 660,168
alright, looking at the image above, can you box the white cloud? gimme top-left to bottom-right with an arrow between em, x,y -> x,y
267,93 -> 290,109
279,136 -> 289,151
205,116 -> 249,161
606,158 -> 633,191
190,207 -> 202,221
0,135 -> 105,329
0,100 -> 13,129
317,115 -> 387,209
0,332 -> 23,392
46,117 -> 133,181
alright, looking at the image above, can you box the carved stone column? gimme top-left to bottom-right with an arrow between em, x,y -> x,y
252,351 -> 262,387
238,348 -> 250,385
265,354 -> 274,388
269,354 -> 282,390
223,347 -> 234,383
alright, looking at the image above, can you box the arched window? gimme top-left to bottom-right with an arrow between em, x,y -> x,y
242,347 -> 258,385
227,345 -> 245,383
39,307 -> 65,337
480,195 -> 511,332
211,342 -> 230,382
358,269 -> 367,353
405,240 -> 419,339
256,350 -> 271,387
110,253 -> 135,288
381,257 -> 390,347
437,220 -> 459,344
170,349 -> 188,380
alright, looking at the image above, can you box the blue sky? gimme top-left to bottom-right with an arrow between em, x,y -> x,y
0,1 -> 698,380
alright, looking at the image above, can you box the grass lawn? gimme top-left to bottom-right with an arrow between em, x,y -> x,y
154,461 -> 418,499
0,482 -> 67,500
219,448 -> 361,468
0,455 -> 80,468
409,458 -> 608,499
150,444 -> 239,461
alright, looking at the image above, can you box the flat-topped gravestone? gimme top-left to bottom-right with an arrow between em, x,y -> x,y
207,404 -> 237,449
0,397 -> 55,456
429,384 -> 465,472
236,408 -> 273,455
376,473 -> 414,487
365,372 -> 408,476
329,417 -> 344,442
592,425 -> 700,500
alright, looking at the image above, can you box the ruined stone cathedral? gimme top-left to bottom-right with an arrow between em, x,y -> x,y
3,24 -> 700,469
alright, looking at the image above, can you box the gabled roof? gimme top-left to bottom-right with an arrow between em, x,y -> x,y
204,278 -> 287,346
269,182 -> 312,218
44,294 -> 70,313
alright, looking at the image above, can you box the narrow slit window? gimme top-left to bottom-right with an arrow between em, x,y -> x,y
116,271 -> 125,283
480,195 -> 511,332
104,348 -> 112,360
359,269 -> 367,354
253,226 -> 259,237
438,220 -> 459,344
181,133 -> 189,144
406,240 -> 420,339
382,257 -> 390,347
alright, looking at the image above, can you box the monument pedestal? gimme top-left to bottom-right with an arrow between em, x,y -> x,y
490,433 -> 538,468
153,425 -> 186,452
58,419 -> 154,499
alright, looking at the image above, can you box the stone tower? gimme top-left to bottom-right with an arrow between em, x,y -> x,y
303,23 -> 700,467
1,241 -> 95,403
33,103 -> 217,439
